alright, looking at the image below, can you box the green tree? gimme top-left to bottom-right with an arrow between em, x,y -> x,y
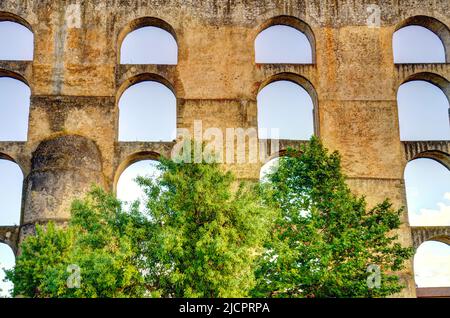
138,155 -> 275,297
5,187 -> 150,298
4,152 -> 274,298
252,136 -> 413,298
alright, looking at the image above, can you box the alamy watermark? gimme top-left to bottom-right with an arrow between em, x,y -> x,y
66,264 -> 81,289
366,4 -> 381,28
367,264 -> 381,289
170,120 -> 280,165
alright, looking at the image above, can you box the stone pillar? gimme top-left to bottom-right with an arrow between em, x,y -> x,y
20,134 -> 106,241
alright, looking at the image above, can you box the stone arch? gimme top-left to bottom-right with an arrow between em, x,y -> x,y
394,15 -> 450,63
257,73 -> 319,139
0,152 -> 25,175
265,149 -> 288,162
411,150 -> 450,172
117,74 -> 177,142
259,144 -> 309,180
0,225 -> 19,254
0,11 -> 34,61
397,73 -> 449,141
117,73 -> 176,101
254,15 -> 316,64
114,152 -> 162,206
0,68 -> 30,86
428,235 -> 450,246
117,16 -> 178,64
0,11 -> 33,31
113,151 -> 162,193
402,72 -> 449,103
411,227 -> 450,249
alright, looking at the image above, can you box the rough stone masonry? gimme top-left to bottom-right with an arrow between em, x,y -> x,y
0,0 -> 450,298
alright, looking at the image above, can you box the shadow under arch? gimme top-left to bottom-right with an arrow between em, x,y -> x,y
113,151 -> 162,193
395,15 -> 450,62
257,72 -> 320,137
255,15 -> 316,64
117,16 -> 178,64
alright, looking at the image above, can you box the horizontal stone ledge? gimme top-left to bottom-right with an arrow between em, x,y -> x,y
416,287 -> 450,298
0,142 -> 27,155
30,95 -> 116,107
345,176 -> 403,182
20,218 -> 71,228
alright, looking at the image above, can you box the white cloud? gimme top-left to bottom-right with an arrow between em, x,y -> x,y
409,192 -> 450,226
414,242 -> 450,287
444,192 -> 450,201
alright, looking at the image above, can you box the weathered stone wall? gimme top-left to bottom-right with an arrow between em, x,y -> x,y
1,0 -> 449,298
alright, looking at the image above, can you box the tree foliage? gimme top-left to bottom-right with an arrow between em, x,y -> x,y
4,138 -> 413,298
252,136 -> 413,297
4,153 -> 273,298
5,188 -> 149,297
137,156 -> 275,297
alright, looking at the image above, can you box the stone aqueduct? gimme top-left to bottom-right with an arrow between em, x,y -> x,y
0,0 -> 449,298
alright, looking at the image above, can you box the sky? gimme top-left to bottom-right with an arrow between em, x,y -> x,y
0,78 -> 30,142
0,22 -> 33,61
1,21 -> 450,296
118,81 -> 177,141
255,25 -> 313,63
405,158 -> 450,226
393,25 -> 446,63
397,81 -> 450,141
116,160 -> 161,210
257,80 -> 314,140
120,26 -> 177,65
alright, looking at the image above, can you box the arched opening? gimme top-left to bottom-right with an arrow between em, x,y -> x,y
260,157 -> 280,181
119,17 -> 177,65
414,240 -> 450,288
116,159 -> 161,208
257,79 -> 315,140
255,16 -> 315,64
404,158 -> 450,226
0,76 -> 30,141
393,16 -> 449,63
118,80 -> 177,142
0,15 -> 33,61
397,80 -> 449,141
0,158 -> 23,226
0,243 -> 15,297
393,26 -> 445,63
